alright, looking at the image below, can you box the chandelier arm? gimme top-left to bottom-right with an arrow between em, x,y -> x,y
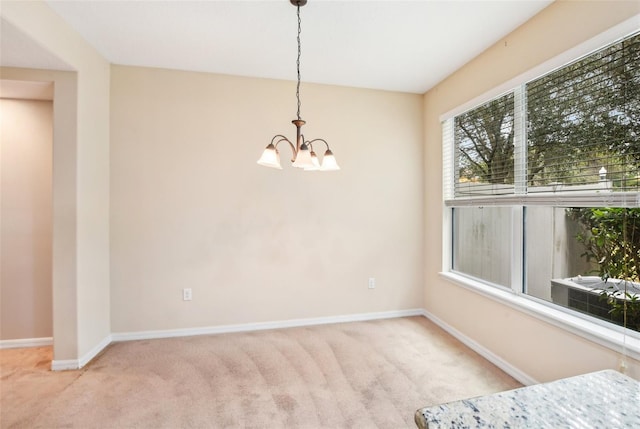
270,134 -> 288,145
272,135 -> 297,160
307,138 -> 331,150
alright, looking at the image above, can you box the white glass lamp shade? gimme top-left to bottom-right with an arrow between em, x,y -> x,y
320,149 -> 340,171
257,143 -> 282,169
304,150 -> 321,171
292,144 -> 315,169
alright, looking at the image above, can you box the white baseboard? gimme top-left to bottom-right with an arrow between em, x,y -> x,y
6,310 -> 534,383
51,334 -> 112,371
50,359 -> 80,371
112,308 -> 424,342
420,309 -> 538,386
51,310 -> 420,369
79,334 -> 112,368
0,337 -> 53,349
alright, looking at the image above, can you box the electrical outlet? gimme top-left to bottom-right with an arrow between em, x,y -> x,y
183,288 -> 192,301
368,277 -> 376,289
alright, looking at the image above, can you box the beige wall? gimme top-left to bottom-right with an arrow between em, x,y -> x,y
1,0 -> 110,363
0,99 -> 53,340
110,65 -> 424,332
423,0 -> 640,382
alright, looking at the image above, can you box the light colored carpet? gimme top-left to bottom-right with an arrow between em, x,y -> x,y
1,316 -> 520,428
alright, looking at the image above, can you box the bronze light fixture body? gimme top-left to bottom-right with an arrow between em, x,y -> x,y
257,0 -> 340,171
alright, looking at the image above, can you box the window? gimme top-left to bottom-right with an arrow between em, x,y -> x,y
452,206 -> 513,287
444,31 -> 640,334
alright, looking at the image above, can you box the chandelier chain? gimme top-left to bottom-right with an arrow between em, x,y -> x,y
296,4 -> 302,121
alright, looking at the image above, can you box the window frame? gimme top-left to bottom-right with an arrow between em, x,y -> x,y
440,16 -> 640,361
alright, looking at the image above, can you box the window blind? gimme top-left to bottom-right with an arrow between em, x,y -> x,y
453,91 -> 517,197
526,32 -> 640,195
445,31 -> 640,207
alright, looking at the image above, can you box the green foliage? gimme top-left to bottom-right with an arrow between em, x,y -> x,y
569,207 -> 640,330
605,292 -> 640,331
527,34 -> 640,188
455,94 -> 514,185
568,208 -> 640,281
454,32 -> 640,190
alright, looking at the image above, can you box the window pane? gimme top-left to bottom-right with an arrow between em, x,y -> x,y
525,206 -> 640,332
526,33 -> 640,193
454,93 -> 515,197
453,207 -> 512,287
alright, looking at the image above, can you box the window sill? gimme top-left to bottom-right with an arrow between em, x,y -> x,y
439,271 -> 640,362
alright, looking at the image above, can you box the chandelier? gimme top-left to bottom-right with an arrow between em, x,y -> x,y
257,0 -> 340,171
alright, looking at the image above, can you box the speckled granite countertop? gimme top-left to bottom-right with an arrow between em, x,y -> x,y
415,369 -> 640,428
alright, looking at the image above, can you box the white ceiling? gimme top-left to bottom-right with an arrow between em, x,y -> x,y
0,17 -> 73,72
3,0 -> 554,94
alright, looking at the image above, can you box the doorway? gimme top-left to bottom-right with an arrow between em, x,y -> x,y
0,80 -> 54,350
